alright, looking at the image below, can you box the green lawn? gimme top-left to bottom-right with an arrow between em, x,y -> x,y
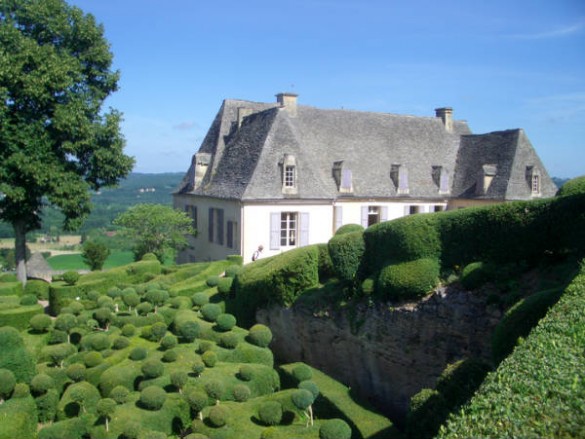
47,251 -> 134,271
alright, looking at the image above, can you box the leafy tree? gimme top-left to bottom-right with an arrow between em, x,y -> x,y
0,368 -> 16,402
0,0 -> 134,283
113,204 -> 194,262
170,370 -> 188,394
97,398 -> 116,432
185,388 -> 207,420
292,388 -> 316,427
82,240 -> 110,271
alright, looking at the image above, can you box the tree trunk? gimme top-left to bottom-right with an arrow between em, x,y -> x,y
14,220 -> 27,285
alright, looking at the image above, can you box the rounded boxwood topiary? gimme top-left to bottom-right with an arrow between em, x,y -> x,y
177,320 -> 200,342
142,253 -> 158,261
87,333 -> 111,351
217,277 -> 233,295
215,313 -> 237,332
129,347 -> 147,361
121,324 -> 136,337
206,275 -> 220,287
247,324 -> 272,348
208,404 -> 230,427
0,368 -> 16,401
224,264 -> 242,278
84,351 -> 104,368
202,350 -> 217,368
232,383 -> 251,402
460,261 -> 494,290
191,292 -> 209,307
292,364 -> 313,383
12,382 -> 30,399
160,334 -> 178,350
299,380 -> 320,399
258,401 -> 283,426
328,230 -> 365,284
31,373 -> 55,395
139,385 -> 167,410
192,360 -> 205,377
62,271 -> 80,286
219,332 -> 239,349
112,336 -> 130,350
109,385 -> 130,404
141,359 -> 164,379
162,349 -> 178,363
204,379 -> 224,402
376,257 -> 440,300
30,314 -> 53,333
238,364 -> 254,381
335,223 -> 365,236
319,419 -> 352,439
200,303 -> 222,322
66,363 -> 86,382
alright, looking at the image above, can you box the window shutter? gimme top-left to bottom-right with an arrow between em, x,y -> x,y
270,213 -> 280,250
381,206 -> 388,222
403,205 -> 410,216
299,212 -> 310,246
334,206 -> 343,231
217,209 -> 224,245
361,206 -> 368,227
208,208 -> 214,242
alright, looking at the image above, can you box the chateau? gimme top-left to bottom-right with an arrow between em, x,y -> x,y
173,93 -> 557,262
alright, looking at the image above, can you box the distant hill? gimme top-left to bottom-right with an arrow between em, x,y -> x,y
0,172 -> 185,238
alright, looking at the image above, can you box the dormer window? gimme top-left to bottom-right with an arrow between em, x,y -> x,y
432,166 -> 450,195
193,153 -> 211,189
526,166 -> 541,196
477,164 -> 497,195
281,154 -> 297,195
332,161 -> 353,193
390,164 -> 409,195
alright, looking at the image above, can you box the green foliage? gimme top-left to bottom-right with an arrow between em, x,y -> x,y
292,364 -> 313,383
0,368 -> 16,401
406,388 -> 449,439
109,385 -> 130,404
129,347 -> 147,361
191,292 -> 209,307
112,336 -> 130,350
232,383 -> 251,402
185,388 -> 208,413
291,388 -> 314,410
376,258 -> 440,300
219,332 -> 239,349
327,231 -> 365,284
216,313 -> 237,331
439,263 -> 585,438
25,279 -> 50,299
202,350 -> 217,368
208,404 -> 230,427
319,419 -> 352,439
0,326 -> 36,382
204,379 -> 225,401
492,287 -> 563,365
66,364 -> 86,383
335,223 -> 365,236
113,204 -> 194,262
31,373 -> 55,395
141,359 -> 165,379
82,241 -> 111,271
206,275 -> 220,287
19,294 -> 37,306
170,370 -> 188,392
217,276 -> 233,294
62,271 -> 80,286
224,264 -> 242,278
36,389 -> 60,424
200,303 -> 222,322
247,324 -> 273,348
139,386 -> 167,411
258,401 -> 283,426
30,313 -> 53,332
84,351 -> 103,368
460,261 -> 494,290
0,303 -> 44,330
556,175 -> 585,197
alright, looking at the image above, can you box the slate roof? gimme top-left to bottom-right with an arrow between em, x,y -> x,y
176,96 -> 557,201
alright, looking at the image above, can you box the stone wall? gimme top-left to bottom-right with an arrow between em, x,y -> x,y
257,286 -> 502,420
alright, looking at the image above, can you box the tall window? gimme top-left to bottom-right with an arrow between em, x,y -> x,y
284,165 -> 295,188
367,206 -> 380,226
184,205 -> 197,230
280,212 -> 297,247
227,221 -> 238,249
531,174 -> 540,194
208,208 -> 224,245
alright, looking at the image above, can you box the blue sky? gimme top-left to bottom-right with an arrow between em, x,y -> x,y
69,0 -> 585,178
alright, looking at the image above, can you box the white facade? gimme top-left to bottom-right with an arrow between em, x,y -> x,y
174,194 -> 448,263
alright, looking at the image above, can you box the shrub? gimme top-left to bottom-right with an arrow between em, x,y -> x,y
30,313 -> 53,332
170,370 -> 188,392
160,334 -> 178,350
319,419 -> 352,439
258,401 -> 283,426
217,277 -> 233,294
0,326 -> 36,382
224,264 -> 242,278
43,343 -> 75,367
129,347 -> 147,361
200,303 -> 222,322
109,385 -> 130,404
299,380 -> 320,399
176,319 -> 200,342
25,279 -> 50,300
62,271 -> 80,286
192,361 -> 205,377
238,364 -> 254,381
112,336 -> 130,350
162,349 -> 178,363
0,368 -> 16,401
66,363 -> 86,382
436,358 -> 491,405
216,313 -> 237,331
206,275 -> 220,287
317,243 -> 335,280
19,294 -> 37,306
121,324 -> 136,337
141,359 -> 164,379
136,302 -> 153,316
291,388 -> 314,410
84,351 -> 104,368
142,253 -> 158,261
191,292 -> 209,307
82,241 -> 110,271
139,386 -> 167,410
185,388 -> 208,414
204,379 -> 224,402
460,261 -> 494,290
232,383 -> 251,402
202,350 -> 217,368
208,404 -> 229,427
292,364 -> 313,383
220,332 -> 239,349
36,389 -> 60,423
48,329 -> 68,345
150,321 -> 167,341
85,332 -> 111,351
247,324 -> 272,348
12,382 -> 30,398
31,373 -> 55,395
376,258 -> 440,300
328,230 -> 365,285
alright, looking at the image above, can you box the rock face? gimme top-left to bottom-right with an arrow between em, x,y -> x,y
257,286 -> 502,420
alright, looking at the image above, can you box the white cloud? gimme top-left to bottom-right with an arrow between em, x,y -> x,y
508,19 -> 585,40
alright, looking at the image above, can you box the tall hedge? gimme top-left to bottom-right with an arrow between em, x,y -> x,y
375,258 -> 440,301
0,327 -> 36,383
327,231 -> 365,284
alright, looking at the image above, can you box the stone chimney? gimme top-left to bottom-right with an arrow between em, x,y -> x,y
435,107 -> 453,132
276,92 -> 298,117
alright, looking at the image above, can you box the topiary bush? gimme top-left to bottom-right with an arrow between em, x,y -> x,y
327,230 -> 365,285
141,359 -> 164,379
336,223 -> 365,236
292,364 -> 313,383
208,404 -> 230,427
376,257 -> 440,300
202,350 -> 217,368
139,386 -> 167,410
25,279 -> 50,300
62,271 -> 80,286
204,379 -> 225,402
0,368 -> 16,401
30,313 -> 53,333
215,313 -> 236,331
219,332 -> 239,349
160,334 -> 178,350
258,401 -> 283,426
217,277 -> 233,295
162,349 -> 178,363
232,383 -> 251,402
319,419 -> 352,439
206,275 -> 220,287
129,347 -> 147,361
31,373 -> 55,395
112,336 -> 130,350
66,363 -> 86,383
191,292 -> 209,308
19,294 -> 38,306
460,261 -> 494,290
84,351 -> 104,368
238,364 -> 254,381
200,303 -> 222,322
224,264 -> 242,278
556,175 -> 585,197
0,327 -> 36,382
247,324 -> 272,348
109,385 -> 130,404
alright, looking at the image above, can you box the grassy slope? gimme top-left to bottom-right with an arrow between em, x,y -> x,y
438,261 -> 585,438
47,251 -> 134,270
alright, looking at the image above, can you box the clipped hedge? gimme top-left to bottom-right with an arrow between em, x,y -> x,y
327,231 -> 365,285
0,282 -> 23,297
0,304 -> 44,330
439,262 -> 585,438
556,175 -> 585,197
375,258 -> 440,300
